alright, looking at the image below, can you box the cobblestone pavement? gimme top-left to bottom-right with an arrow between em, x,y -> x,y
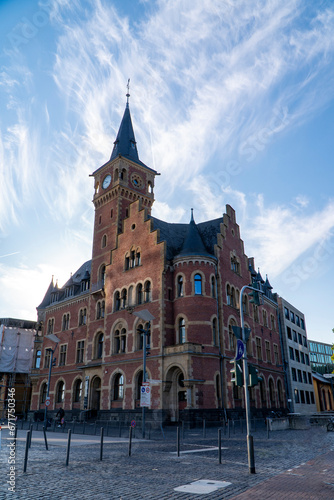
1,424 -> 334,499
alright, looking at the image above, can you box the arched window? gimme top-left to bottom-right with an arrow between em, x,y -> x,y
211,276 -> 216,298
35,350 -> 41,369
100,265 -> 106,286
115,328 -> 126,353
228,320 -> 236,350
136,371 -> 143,400
144,281 -> 151,303
269,379 -> 275,407
125,253 -> 130,270
262,310 -> 268,327
101,301 -> 105,318
194,274 -> 202,295
179,318 -> 186,344
74,379 -> 82,402
40,382 -> 47,404
242,295 -> 248,315
212,318 -> 217,345
96,333 -> 104,359
114,291 -> 121,312
177,275 -> 184,297
148,181 -> 153,193
121,289 -> 127,309
260,380 -> 266,405
226,285 -> 231,305
137,284 -> 143,305
114,374 -> 124,400
128,286 -> 133,306
56,381 -> 65,403
101,234 -> 107,248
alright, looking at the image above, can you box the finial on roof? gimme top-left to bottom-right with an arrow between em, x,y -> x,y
126,78 -> 130,107
191,208 -> 194,222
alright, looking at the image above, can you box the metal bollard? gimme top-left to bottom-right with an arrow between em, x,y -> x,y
43,426 -> 48,451
82,421 -> 85,435
29,424 -> 33,448
128,426 -> 132,457
267,418 -> 270,439
203,419 -> 206,438
247,434 -> 256,474
100,427 -> 104,461
23,431 -> 30,472
177,426 -> 180,457
65,429 -> 72,466
218,428 -> 222,464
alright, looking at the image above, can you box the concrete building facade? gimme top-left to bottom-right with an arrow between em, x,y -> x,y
278,298 -> 316,414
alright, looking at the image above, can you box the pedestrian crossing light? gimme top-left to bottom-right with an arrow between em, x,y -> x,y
248,364 -> 263,387
230,359 -> 243,387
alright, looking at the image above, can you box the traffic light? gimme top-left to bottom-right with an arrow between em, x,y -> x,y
230,359 -> 243,387
248,283 -> 261,305
248,364 -> 263,387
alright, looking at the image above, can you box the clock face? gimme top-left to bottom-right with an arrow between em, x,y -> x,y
102,174 -> 111,189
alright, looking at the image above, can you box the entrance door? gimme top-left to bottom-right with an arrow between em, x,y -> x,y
91,377 -> 101,412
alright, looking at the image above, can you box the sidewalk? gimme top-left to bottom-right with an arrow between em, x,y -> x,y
230,451 -> 334,499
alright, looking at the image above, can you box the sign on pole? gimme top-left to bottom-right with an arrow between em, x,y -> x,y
235,339 -> 245,361
140,382 -> 151,407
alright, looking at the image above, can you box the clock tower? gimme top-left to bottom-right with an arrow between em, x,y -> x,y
90,90 -> 158,290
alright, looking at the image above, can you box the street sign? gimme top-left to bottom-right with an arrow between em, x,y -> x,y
45,400 -> 50,407
235,339 -> 245,361
140,382 -> 151,407
131,420 -> 136,428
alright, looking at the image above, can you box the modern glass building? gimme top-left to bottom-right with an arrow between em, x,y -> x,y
308,340 -> 334,375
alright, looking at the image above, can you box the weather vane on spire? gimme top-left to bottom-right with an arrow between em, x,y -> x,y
126,78 -> 130,105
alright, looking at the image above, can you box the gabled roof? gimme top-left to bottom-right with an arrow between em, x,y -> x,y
37,277 -> 55,310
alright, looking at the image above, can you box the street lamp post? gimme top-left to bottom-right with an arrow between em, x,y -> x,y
133,310 -> 155,439
239,284 -> 278,474
43,334 -> 60,430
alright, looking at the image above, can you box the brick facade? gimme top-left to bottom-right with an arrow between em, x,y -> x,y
30,100 -> 287,422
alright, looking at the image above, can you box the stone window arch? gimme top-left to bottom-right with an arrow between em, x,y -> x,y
137,283 -> 143,305
178,317 -> 186,344
121,288 -> 127,309
40,382 -> 47,404
114,326 -> 127,354
194,273 -> 202,295
95,332 -> 104,359
56,380 -> 65,404
177,274 -> 184,297
114,291 -> 121,312
137,322 -> 151,351
101,234 -> 107,248
144,280 -> 151,303
212,317 -> 217,345
100,264 -> 106,286
73,379 -> 82,403
113,373 -> 124,400
35,349 -> 41,369
211,275 -> 216,298
228,318 -> 237,350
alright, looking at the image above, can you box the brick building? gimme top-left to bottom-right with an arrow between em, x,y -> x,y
30,95 -> 287,423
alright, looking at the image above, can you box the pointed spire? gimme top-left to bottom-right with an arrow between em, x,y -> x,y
177,209 -> 214,259
265,274 -> 273,290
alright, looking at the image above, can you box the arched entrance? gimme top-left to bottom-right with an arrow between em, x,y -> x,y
163,366 -> 187,422
90,376 -> 101,411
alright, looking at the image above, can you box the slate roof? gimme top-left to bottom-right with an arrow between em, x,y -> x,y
109,103 -> 156,172
150,215 -> 223,261
37,260 -> 91,309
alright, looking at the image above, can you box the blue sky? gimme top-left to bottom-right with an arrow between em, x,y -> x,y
0,0 -> 334,343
